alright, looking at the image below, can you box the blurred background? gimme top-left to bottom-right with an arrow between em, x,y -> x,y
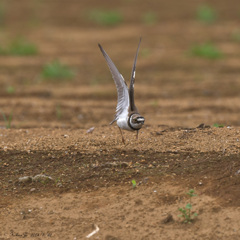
0,0 -> 240,129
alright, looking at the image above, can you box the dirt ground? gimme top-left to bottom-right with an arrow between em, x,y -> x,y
1,0 -> 240,239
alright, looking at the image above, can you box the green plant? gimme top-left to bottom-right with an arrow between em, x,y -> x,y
131,179 -> 137,189
0,3 -> 6,26
189,43 -> 223,59
142,12 -> 157,25
88,9 -> 123,26
56,104 -> 62,120
231,30 -> 240,42
1,111 -> 12,129
141,48 -> 151,58
55,177 -> 62,186
149,100 -> 158,107
6,86 -> 15,94
213,123 -> 224,128
197,5 -> 217,24
41,60 -> 75,80
0,38 -> 38,56
178,189 -> 198,223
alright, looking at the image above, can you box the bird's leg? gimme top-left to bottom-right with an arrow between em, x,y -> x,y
136,130 -> 139,140
118,127 -> 125,144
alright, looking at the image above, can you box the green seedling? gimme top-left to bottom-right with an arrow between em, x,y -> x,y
0,38 -> 38,56
149,100 -> 158,107
213,123 -> 224,128
88,9 -> 123,26
142,12 -> 157,25
131,179 -> 137,189
0,2 -> 5,26
197,5 -> 217,24
189,43 -> 223,59
178,189 -> 198,223
55,177 -> 63,186
56,104 -> 62,120
41,60 -> 75,80
6,86 -> 15,94
141,48 -> 151,58
232,30 -> 240,42
1,111 -> 12,129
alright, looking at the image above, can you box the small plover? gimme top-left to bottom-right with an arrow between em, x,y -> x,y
98,39 -> 145,144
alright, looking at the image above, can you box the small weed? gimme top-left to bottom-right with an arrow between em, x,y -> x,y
178,189 -> 198,223
55,177 -> 60,184
6,86 -> 15,94
56,104 -> 62,120
231,30 -> 240,42
131,179 -> 137,189
141,48 -> 151,58
142,12 -> 157,25
1,111 -> 12,129
41,60 -> 75,80
189,43 -> 223,59
197,5 -> 217,24
90,76 -> 103,86
0,2 -> 6,26
0,38 -> 38,56
55,177 -> 63,186
88,9 -> 123,26
213,123 -> 224,128
149,100 -> 158,107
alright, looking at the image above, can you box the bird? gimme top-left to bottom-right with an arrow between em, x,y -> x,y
98,38 -> 145,144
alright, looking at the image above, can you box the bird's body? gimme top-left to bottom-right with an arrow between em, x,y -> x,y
117,108 -> 132,131
98,39 -> 145,143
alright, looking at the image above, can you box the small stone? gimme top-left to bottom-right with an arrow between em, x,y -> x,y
196,123 -> 210,129
143,177 -> 149,184
56,182 -> 63,188
197,123 -> 205,129
99,162 -> 129,169
135,199 -> 143,205
162,214 -> 174,224
235,169 -> 240,175
87,127 -> 95,133
105,235 -> 120,240
78,114 -> 84,120
30,188 -> 36,192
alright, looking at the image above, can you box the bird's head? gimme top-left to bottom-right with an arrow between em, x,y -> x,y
130,113 -> 145,130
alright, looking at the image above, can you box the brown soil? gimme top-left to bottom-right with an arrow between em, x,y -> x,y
1,0 -> 240,239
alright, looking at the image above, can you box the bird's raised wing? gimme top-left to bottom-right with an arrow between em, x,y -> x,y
129,38 -> 141,112
98,44 -> 129,124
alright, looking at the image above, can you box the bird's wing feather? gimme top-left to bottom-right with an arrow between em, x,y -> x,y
98,44 -> 129,123
129,38 -> 141,112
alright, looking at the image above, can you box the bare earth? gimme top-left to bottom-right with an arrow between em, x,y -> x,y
0,0 -> 240,239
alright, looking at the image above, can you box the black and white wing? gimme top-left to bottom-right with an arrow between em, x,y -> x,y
129,38 -> 141,112
98,44 -> 130,124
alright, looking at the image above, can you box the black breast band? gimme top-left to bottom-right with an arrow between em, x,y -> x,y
128,113 -> 141,131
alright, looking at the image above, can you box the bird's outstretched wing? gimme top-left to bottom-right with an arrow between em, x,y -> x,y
98,44 -> 129,124
129,38 -> 141,112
